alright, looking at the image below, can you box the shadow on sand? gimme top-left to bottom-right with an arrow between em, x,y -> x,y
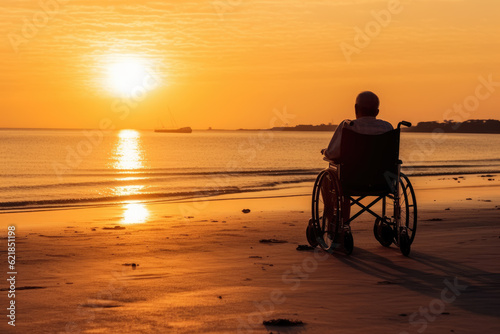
336,247 -> 500,318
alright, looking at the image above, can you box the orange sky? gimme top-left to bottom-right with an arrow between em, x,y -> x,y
1,0 -> 499,129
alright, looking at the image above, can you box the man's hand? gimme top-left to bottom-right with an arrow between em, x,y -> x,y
321,148 -> 326,155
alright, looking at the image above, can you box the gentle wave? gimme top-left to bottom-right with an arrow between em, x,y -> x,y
2,164 -> 500,192
403,170 -> 500,177
0,169 -> 321,192
2,169 -> 499,211
0,168 -> 322,179
0,187 -> 243,210
0,177 -> 317,211
406,164 -> 500,169
4,160 -> 500,178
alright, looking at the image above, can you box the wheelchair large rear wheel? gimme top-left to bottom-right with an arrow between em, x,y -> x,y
398,173 -> 417,245
379,173 -> 417,254
311,169 -> 342,252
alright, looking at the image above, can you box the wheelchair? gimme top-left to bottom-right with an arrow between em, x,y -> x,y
306,121 -> 417,256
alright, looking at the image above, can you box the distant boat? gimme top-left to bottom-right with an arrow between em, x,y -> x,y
155,106 -> 192,133
154,127 -> 192,133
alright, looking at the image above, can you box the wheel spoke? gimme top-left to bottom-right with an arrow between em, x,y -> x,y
311,170 -> 341,252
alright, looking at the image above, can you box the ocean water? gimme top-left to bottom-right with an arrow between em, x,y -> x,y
1,129 -> 500,211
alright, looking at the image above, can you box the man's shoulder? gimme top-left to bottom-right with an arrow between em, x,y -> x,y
348,117 -> 394,134
340,119 -> 354,127
355,117 -> 392,126
374,118 -> 394,129
338,118 -> 394,132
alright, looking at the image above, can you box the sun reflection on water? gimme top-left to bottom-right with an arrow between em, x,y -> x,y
112,130 -> 148,207
114,129 -> 143,171
113,185 -> 145,196
122,202 -> 150,224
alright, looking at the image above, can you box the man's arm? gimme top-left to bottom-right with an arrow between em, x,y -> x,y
323,121 -> 346,160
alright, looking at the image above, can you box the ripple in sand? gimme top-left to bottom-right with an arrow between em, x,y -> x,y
296,245 -> 315,251
263,319 -> 304,327
45,254 -> 75,257
0,286 -> 46,291
79,300 -> 122,308
259,239 -> 287,244
102,226 -> 126,230
125,274 -> 165,280
377,281 -> 400,285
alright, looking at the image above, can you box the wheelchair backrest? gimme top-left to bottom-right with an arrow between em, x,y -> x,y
339,128 -> 400,195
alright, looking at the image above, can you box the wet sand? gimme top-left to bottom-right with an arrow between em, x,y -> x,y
1,175 -> 499,333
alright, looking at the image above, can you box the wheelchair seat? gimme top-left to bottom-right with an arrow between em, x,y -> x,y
338,128 -> 400,196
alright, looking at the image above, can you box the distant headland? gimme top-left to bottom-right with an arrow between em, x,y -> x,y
405,119 -> 500,134
236,123 -> 337,132
269,123 -> 337,131
236,119 -> 500,134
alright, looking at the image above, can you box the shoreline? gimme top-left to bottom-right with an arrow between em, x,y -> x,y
1,173 -> 499,214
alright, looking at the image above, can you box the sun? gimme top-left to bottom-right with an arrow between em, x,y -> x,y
105,56 -> 159,96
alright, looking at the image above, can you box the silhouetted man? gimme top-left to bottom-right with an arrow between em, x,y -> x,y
323,91 -> 393,161
322,91 -> 393,223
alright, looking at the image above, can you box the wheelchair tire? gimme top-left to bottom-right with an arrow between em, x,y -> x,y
344,231 -> 354,255
398,173 -> 417,245
306,220 -> 318,248
311,169 -> 342,253
373,218 -> 393,247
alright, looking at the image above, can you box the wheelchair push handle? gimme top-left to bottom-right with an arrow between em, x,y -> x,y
398,121 -> 412,129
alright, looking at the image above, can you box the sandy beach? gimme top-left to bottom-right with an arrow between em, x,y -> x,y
1,175 -> 500,334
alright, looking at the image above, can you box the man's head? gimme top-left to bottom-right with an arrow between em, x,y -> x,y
355,91 -> 379,118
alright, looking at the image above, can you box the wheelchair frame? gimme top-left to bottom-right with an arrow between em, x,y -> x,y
307,121 -> 417,256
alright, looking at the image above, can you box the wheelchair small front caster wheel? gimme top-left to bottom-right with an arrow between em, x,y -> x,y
343,231 -> 354,255
306,219 -> 318,248
374,218 -> 393,247
399,233 -> 411,257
